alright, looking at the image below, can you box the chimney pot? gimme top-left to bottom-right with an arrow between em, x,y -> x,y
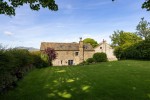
80,37 -> 82,41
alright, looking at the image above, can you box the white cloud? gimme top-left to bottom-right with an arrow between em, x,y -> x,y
4,31 -> 13,36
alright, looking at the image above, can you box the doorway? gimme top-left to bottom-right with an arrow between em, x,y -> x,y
68,60 -> 73,65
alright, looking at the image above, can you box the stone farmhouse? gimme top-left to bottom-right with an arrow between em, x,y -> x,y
40,38 -> 117,66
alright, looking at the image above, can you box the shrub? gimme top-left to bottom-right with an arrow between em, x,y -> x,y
124,40 -> 150,60
30,51 -> 49,68
114,40 -> 150,60
44,48 -> 56,66
0,47 -> 48,94
32,54 -> 48,68
86,58 -> 95,63
114,47 -> 122,60
93,53 -> 107,62
78,61 -> 89,65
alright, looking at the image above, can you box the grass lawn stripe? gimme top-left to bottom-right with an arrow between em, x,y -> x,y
1,60 -> 150,100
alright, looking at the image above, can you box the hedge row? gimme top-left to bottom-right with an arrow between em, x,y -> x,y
0,48 -> 48,94
114,40 -> 150,60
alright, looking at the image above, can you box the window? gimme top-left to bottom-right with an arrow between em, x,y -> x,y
75,52 -> 79,56
100,47 -> 102,49
61,60 -> 62,64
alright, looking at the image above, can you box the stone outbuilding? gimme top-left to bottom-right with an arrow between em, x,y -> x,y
94,40 -> 117,61
40,38 -> 117,66
40,38 -> 94,66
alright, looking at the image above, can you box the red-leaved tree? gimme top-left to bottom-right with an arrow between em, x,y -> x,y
44,48 -> 56,66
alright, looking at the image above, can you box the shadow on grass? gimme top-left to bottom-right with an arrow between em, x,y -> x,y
44,78 -> 92,99
42,69 -> 92,99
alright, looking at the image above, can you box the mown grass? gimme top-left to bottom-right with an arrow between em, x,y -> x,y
1,60 -> 150,100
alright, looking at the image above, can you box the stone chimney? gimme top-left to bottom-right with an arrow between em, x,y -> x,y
79,37 -> 84,63
102,39 -> 107,53
103,39 -> 106,43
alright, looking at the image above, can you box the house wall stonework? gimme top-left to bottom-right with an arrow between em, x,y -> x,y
84,51 -> 95,61
94,41 -> 117,61
52,51 -> 80,66
40,39 -> 117,66
52,50 -> 94,66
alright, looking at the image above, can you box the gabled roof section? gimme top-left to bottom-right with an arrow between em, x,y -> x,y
94,43 -> 103,49
94,42 -> 113,49
40,42 -> 94,51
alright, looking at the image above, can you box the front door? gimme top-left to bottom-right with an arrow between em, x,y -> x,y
68,60 -> 73,65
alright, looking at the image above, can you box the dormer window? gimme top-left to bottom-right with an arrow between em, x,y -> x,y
100,47 -> 102,49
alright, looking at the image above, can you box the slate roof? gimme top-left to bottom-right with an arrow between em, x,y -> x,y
40,42 -> 94,51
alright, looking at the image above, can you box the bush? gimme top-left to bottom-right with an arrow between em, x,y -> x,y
114,40 -> 150,60
78,61 -> 89,65
114,47 -> 124,60
0,47 -> 48,94
124,40 -> 150,60
93,53 -> 107,62
32,54 -> 48,68
86,58 -> 95,63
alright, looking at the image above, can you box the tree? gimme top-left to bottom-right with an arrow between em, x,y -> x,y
136,17 -> 150,40
44,47 -> 56,66
0,0 -> 58,16
110,30 -> 142,48
83,38 -> 98,48
1,0 -> 150,16
142,0 -> 150,11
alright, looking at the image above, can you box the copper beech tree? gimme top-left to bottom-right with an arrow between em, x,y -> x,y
44,47 -> 56,66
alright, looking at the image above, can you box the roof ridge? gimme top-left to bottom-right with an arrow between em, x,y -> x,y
41,42 -> 78,44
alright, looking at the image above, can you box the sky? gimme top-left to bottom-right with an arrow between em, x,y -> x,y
0,0 -> 150,49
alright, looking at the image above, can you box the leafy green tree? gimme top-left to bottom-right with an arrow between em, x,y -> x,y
142,0 -> 150,11
110,30 -> 142,60
0,0 -> 58,16
136,17 -> 150,40
110,30 -> 142,47
1,0 -> 150,16
83,38 -> 98,48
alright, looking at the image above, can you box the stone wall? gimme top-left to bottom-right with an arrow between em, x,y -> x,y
84,51 -> 95,61
52,50 -> 94,66
94,42 -> 117,61
52,51 -> 80,66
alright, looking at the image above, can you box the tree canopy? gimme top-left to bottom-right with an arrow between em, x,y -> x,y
83,38 -> 98,48
44,47 -> 56,66
110,30 -> 142,48
142,0 -> 150,11
136,17 -> 150,40
0,0 -> 58,16
0,0 -> 150,16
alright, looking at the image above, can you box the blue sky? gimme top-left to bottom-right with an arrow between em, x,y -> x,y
0,0 -> 150,48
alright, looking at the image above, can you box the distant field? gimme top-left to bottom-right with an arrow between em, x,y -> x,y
1,60 -> 150,100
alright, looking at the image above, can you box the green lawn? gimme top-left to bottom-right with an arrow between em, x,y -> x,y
1,60 -> 150,100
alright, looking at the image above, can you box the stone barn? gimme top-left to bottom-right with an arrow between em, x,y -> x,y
40,38 -> 117,66
94,40 -> 117,61
40,38 -> 94,66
